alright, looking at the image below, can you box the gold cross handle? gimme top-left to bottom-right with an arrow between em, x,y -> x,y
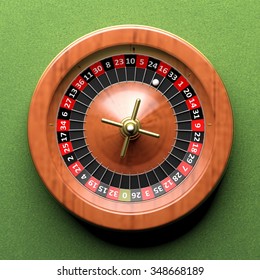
101,99 -> 160,157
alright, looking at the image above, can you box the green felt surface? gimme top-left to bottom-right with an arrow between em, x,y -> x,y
0,0 -> 259,260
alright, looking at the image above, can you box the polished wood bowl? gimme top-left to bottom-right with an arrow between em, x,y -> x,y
28,26 -> 233,230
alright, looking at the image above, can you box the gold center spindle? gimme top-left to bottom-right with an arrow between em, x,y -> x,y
121,135 -> 131,157
101,98 -> 160,157
138,128 -> 160,138
131,98 -> 141,120
101,118 -> 123,128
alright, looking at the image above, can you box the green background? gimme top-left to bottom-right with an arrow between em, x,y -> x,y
1,0 -> 259,260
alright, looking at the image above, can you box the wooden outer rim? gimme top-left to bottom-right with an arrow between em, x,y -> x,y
28,25 -> 233,230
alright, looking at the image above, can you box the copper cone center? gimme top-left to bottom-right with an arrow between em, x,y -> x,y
84,82 -> 176,174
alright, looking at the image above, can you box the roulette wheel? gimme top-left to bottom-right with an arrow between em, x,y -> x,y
28,25 -> 233,230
